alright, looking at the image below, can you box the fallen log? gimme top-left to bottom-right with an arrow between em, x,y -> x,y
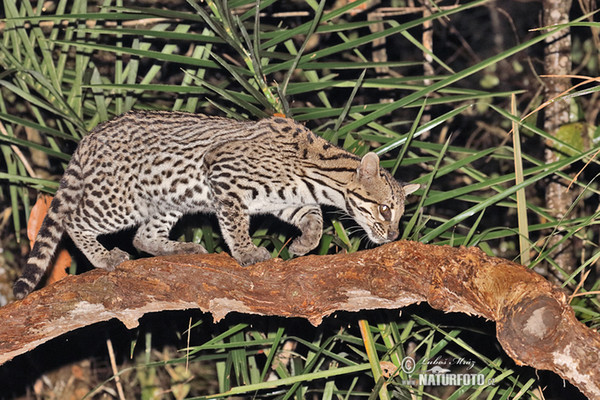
0,241 -> 598,398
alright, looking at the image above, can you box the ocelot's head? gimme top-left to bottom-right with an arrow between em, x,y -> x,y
345,152 -> 419,244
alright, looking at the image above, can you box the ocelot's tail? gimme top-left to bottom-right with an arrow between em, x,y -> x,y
13,157 -> 85,299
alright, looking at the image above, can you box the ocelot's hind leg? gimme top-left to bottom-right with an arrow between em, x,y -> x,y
133,210 -> 207,256
275,205 -> 323,256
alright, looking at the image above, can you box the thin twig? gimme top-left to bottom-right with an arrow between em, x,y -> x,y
0,121 -> 38,179
106,338 -> 126,400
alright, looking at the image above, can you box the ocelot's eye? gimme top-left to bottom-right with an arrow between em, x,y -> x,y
379,204 -> 392,221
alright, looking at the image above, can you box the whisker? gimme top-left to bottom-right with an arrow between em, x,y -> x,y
362,234 -> 376,249
346,228 -> 363,236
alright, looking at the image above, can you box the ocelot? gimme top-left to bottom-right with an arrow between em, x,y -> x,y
13,111 -> 418,299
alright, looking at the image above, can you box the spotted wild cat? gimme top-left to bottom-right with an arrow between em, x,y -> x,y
13,111 -> 419,299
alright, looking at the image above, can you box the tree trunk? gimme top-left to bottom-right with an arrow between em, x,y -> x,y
542,0 -> 576,277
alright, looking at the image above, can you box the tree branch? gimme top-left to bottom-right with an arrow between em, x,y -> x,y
0,241 -> 598,398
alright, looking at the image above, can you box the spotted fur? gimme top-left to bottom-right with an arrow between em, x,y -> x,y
13,111 -> 418,299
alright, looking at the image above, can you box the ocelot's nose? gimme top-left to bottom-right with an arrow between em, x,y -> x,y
387,230 -> 399,241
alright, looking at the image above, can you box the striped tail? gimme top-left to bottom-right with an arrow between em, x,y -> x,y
13,157 -> 84,299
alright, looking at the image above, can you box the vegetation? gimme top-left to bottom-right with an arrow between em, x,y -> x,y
0,0 -> 599,398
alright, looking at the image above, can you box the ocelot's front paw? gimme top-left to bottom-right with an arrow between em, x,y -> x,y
234,246 -> 271,267
105,248 -> 130,270
289,231 -> 321,256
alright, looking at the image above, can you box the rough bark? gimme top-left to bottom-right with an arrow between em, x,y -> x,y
0,241 -> 598,398
543,0 -> 576,276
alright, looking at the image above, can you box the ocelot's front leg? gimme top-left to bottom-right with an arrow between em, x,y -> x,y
213,195 -> 271,266
275,205 -> 323,256
206,148 -> 271,266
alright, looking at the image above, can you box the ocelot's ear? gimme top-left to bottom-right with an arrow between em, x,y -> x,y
403,183 -> 420,196
357,152 -> 380,180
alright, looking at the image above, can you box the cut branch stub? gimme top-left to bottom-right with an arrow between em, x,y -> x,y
0,240 -> 598,398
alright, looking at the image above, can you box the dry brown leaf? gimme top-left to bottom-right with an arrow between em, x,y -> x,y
380,361 -> 399,378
